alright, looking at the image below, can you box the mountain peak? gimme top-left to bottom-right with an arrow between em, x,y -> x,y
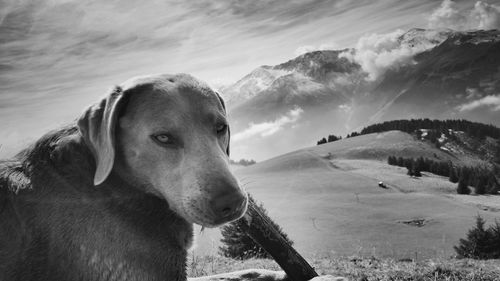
398,28 -> 454,48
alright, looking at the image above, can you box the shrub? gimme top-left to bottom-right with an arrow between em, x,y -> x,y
456,179 -> 470,194
454,216 -> 500,259
219,194 -> 293,259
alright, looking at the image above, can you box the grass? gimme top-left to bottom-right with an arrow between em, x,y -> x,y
188,254 -> 500,281
191,154 -> 500,259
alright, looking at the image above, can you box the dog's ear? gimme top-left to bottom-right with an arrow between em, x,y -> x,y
77,86 -> 128,186
215,92 -> 230,156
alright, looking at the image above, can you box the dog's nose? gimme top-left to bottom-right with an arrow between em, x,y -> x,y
212,191 -> 247,219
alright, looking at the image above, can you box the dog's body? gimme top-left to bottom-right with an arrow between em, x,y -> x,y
0,126 -> 193,280
0,74 -> 340,281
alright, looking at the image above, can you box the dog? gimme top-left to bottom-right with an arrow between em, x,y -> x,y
0,74 -> 341,281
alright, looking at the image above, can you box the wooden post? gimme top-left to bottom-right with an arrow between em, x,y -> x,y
239,196 -> 319,281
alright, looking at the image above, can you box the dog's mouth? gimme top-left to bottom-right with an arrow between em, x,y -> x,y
181,197 -> 248,228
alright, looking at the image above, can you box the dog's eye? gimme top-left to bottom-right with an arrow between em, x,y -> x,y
216,124 -> 228,135
153,134 -> 174,145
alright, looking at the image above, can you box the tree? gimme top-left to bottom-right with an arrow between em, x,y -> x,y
494,139 -> 500,164
457,179 -> 470,195
416,157 -> 426,172
219,194 -> 293,259
388,156 -> 397,165
413,168 -> 422,177
407,167 -> 414,177
474,175 -> 487,195
317,138 -> 327,145
489,221 -> 500,258
486,175 -> 499,194
412,161 -> 422,177
454,216 -> 500,259
449,165 -> 459,183
397,157 -> 405,167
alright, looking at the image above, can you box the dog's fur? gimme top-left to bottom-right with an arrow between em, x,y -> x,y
0,74 -> 335,281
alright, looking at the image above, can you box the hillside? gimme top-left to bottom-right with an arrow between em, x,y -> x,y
194,131 -> 500,259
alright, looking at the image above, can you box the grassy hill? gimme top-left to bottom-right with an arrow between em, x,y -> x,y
193,131 -> 499,261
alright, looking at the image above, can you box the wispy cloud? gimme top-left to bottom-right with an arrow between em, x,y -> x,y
428,0 -> 500,30
294,42 -> 339,56
233,107 -> 304,141
457,95 -> 500,112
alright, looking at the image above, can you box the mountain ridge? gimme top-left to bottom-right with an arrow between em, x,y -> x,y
222,28 -> 500,161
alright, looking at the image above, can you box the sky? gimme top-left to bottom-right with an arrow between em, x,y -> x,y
1,0 -> 499,157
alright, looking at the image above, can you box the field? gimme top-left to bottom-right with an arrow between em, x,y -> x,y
187,255 -> 500,280
193,131 -> 500,265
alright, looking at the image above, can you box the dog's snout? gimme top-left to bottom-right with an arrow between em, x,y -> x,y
211,190 -> 247,220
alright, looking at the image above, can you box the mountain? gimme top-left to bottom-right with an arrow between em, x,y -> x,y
223,29 -> 500,161
362,29 -> 500,126
224,50 -> 363,121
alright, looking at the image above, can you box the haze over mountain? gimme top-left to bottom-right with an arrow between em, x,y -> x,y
224,28 -> 500,161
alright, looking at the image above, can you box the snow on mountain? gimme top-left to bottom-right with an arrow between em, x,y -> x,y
222,66 -> 292,106
398,28 -> 453,49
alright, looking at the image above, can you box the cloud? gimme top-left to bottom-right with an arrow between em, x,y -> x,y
428,0 -> 500,30
340,29 -> 448,80
233,107 -> 304,141
339,1 -> 500,81
294,42 -> 339,56
338,104 -> 352,112
465,87 -> 482,100
457,95 -> 500,111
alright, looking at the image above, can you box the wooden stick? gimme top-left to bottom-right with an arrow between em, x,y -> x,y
238,196 -> 319,281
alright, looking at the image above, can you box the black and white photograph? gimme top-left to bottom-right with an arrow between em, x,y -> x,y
1,0 -> 500,280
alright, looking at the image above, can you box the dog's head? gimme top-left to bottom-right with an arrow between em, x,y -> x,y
77,74 -> 248,227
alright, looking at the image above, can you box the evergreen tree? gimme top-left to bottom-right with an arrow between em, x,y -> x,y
219,194 -> 293,259
317,138 -> 327,145
474,175 -> 487,195
457,179 -> 470,195
413,168 -> 422,177
439,162 -> 450,177
449,166 -> 459,183
407,166 -> 414,177
494,139 -> 500,164
416,157 -> 426,172
459,166 -> 470,185
387,156 -> 396,165
327,135 -> 339,142
397,157 -> 405,167
489,221 -> 500,258
429,162 -> 439,175
486,174 -> 499,194
454,216 -> 500,259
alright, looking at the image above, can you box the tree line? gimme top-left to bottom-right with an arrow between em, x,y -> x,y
318,119 -> 500,144
317,134 -> 342,145
355,119 -> 500,140
387,156 -> 499,195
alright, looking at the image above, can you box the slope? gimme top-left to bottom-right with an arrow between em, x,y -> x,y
194,131 -> 499,259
